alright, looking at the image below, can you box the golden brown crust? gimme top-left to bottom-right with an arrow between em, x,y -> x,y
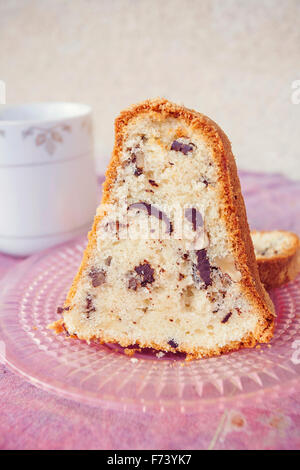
253,230 -> 300,290
55,98 -> 275,359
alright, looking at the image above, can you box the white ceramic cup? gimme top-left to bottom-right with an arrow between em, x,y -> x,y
0,102 -> 98,256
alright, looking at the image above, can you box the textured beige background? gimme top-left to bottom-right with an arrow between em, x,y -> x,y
1,0 -> 300,178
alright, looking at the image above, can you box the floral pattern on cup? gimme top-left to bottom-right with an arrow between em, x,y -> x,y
22,124 -> 71,155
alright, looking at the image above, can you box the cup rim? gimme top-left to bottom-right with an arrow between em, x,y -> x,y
0,102 -> 92,126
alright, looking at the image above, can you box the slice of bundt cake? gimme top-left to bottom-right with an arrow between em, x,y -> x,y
252,230 -> 300,290
51,98 -> 275,359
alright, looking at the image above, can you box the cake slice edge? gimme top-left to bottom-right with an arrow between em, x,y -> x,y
252,230 -> 300,290
50,98 -> 275,359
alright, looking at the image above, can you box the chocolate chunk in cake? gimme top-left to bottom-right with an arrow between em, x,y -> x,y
168,339 -> 178,348
171,140 -> 195,155
134,262 -> 155,286
89,268 -> 106,287
221,312 -> 232,324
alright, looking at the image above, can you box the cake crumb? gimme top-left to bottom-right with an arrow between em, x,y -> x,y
156,351 -> 165,358
130,358 -> 138,364
48,319 -> 64,334
124,348 -> 136,357
124,347 -> 141,357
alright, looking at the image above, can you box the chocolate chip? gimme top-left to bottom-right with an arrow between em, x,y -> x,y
221,312 -> 232,324
178,273 -> 185,281
134,262 -> 155,286
128,202 -> 173,234
149,179 -> 159,187
131,148 -> 144,176
203,180 -> 209,187
86,295 -> 96,318
194,249 -> 212,287
86,296 -> 94,310
168,339 -> 178,348
134,167 -> 143,176
128,277 -> 139,290
123,145 -> 145,175
184,208 -> 203,231
57,306 -> 70,314
89,269 -> 106,287
170,140 -> 182,152
171,140 -> 194,155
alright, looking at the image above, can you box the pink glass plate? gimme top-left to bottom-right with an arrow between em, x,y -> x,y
0,237 -> 300,413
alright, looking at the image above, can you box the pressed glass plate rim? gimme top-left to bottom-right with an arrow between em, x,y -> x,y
0,238 -> 299,413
